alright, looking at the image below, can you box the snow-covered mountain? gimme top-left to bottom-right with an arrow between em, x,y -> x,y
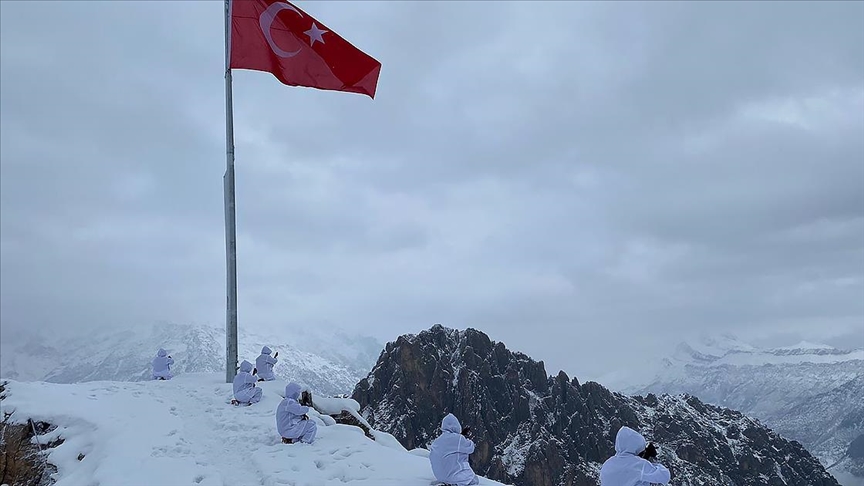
353,325 -> 839,486
0,375 -> 509,486
602,334 -> 864,485
0,322 -> 383,397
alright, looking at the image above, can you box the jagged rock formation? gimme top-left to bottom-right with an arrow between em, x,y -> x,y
352,325 -> 840,486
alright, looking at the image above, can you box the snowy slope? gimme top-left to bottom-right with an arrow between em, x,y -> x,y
0,322 -> 382,397
0,375 -> 509,486
602,334 -> 864,485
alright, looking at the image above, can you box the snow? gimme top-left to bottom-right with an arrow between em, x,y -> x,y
570,337 -> 863,394
776,341 -> 835,351
307,395 -> 405,452
660,336 -> 863,369
313,396 -> 361,415
0,322 -> 382,398
687,333 -> 758,358
607,333 -> 864,485
0,374 -> 509,486
498,426 -> 532,478
711,348 -> 864,366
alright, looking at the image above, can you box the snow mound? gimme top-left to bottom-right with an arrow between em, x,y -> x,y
0,374 -> 509,486
313,396 -> 361,415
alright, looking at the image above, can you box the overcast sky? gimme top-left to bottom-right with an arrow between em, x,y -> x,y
1,0 -> 862,380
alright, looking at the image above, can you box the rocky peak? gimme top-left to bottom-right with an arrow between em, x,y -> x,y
352,325 -> 840,486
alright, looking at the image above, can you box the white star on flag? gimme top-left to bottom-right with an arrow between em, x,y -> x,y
304,22 -> 328,46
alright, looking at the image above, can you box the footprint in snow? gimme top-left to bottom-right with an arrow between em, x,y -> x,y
171,444 -> 192,455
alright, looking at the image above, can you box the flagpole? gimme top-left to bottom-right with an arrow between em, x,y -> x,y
223,0 -> 239,384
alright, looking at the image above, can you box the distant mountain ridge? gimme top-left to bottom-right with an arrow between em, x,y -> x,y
671,336 -> 864,366
0,322 -> 382,397
603,333 -> 864,485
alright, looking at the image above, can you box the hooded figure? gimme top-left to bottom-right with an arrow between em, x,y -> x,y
276,382 -> 317,444
428,414 -> 479,486
255,346 -> 278,381
599,426 -> 670,486
232,360 -> 263,405
151,348 -> 174,380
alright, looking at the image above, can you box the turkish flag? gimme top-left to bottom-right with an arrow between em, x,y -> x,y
229,0 -> 381,98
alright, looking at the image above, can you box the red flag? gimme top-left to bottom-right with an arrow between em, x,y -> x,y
229,0 -> 381,98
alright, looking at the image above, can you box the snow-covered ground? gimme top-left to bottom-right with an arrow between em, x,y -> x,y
0,374 -> 508,486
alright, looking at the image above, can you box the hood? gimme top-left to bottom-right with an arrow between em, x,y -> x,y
615,426 -> 647,455
239,360 -> 253,373
441,413 -> 462,434
261,346 -> 272,355
157,348 -> 167,357
284,382 -> 302,400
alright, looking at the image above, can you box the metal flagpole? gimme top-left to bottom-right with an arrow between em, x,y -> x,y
223,0 -> 238,384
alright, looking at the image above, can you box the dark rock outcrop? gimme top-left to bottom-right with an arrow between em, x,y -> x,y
328,410 -> 375,440
352,325 -> 840,486
0,382 -> 59,486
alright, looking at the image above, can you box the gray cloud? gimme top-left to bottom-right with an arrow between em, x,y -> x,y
1,1 -> 862,381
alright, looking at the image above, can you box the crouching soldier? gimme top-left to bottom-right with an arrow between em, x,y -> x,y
276,382 -> 317,444
231,360 -> 262,406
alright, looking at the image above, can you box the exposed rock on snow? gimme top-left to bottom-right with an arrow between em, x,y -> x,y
0,382 -> 58,486
352,325 -> 840,486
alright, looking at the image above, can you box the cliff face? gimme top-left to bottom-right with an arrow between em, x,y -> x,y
352,325 -> 840,486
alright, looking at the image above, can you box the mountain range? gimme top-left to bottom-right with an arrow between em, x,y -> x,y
601,333 -> 864,485
351,325 -> 840,486
0,322 -> 382,397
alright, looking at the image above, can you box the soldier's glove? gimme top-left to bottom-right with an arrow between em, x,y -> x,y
638,442 -> 658,461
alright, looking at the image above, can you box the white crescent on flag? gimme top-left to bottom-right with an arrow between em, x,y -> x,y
258,1 -> 303,58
